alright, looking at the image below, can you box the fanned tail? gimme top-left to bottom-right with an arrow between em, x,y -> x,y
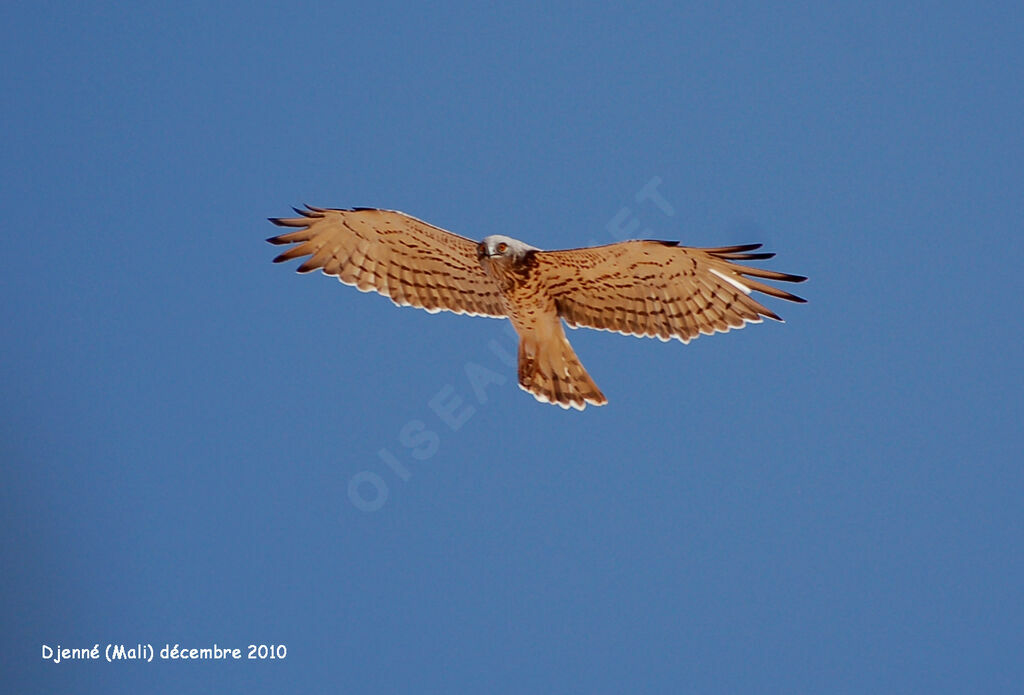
517,330 -> 606,410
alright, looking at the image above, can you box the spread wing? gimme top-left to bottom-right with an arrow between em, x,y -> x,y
535,240 -> 806,342
267,206 -> 506,317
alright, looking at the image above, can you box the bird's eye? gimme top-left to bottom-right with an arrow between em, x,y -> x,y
497,242 -> 508,253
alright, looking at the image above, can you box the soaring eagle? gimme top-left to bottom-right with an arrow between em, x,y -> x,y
268,206 -> 806,409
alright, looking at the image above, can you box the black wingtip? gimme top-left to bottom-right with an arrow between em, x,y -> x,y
713,243 -> 764,253
269,215 -> 304,229
755,271 -> 808,283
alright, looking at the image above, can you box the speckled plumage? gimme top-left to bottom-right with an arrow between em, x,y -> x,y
268,206 -> 807,409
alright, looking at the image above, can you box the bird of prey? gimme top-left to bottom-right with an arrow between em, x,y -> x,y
267,206 -> 806,409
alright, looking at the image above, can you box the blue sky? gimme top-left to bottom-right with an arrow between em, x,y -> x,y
3,1 -> 1022,692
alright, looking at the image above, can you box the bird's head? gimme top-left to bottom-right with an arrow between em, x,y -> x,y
477,235 -> 539,266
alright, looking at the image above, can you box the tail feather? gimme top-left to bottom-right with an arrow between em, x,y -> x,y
517,331 -> 607,410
